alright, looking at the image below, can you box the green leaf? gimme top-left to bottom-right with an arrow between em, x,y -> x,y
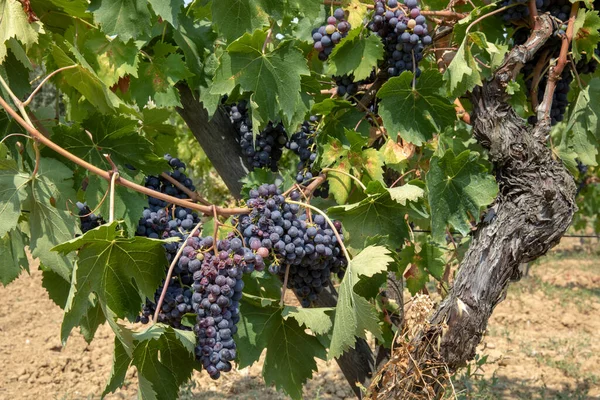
88,0 -> 152,41
103,337 -> 132,396
51,44 -> 117,114
426,150 -> 498,242
572,9 -> 600,63
41,268 -> 70,308
0,0 -> 44,62
388,184 -> 425,206
27,157 -> 78,281
327,158 -> 353,204
444,37 -> 482,97
212,30 -> 309,130
132,324 -> 196,399
0,228 -> 28,286
148,0 -> 181,27
0,156 -> 29,238
83,33 -> 140,87
378,70 -> 456,145
52,221 -> 167,320
130,52 -> 192,108
329,246 -> 393,358
328,181 -> 410,250
211,0 -> 269,42
79,296 -> 106,343
328,28 -> 384,81
52,114 -> 165,174
282,306 -> 334,335
566,77 -> 600,166
397,239 -> 446,295
237,302 -> 326,399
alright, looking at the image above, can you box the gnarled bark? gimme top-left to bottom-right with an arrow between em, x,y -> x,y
368,15 -> 577,399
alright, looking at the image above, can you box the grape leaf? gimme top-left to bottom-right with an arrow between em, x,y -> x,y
0,228 -> 28,286
426,149 -> 498,242
172,16 -> 217,87
378,70 -> 456,145
0,0 -> 44,62
444,37 -> 482,97
212,30 -> 309,130
41,268 -> 70,308
388,184 -> 425,206
51,43 -> 117,114
88,0 -> 152,41
328,28 -> 384,81
82,32 -> 140,87
211,0 -> 269,42
103,337 -> 132,396
148,0 -> 181,27
282,306 -> 334,335
566,77 -> 600,166
0,156 -> 29,237
51,114 -> 166,175
328,181 -> 410,249
132,324 -> 197,400
52,221 -> 167,320
328,158 -> 353,204
397,238 -> 446,295
329,246 -> 393,358
79,296 -> 106,343
572,8 -> 600,63
237,301 -> 326,400
129,53 -> 192,108
27,157 -> 78,281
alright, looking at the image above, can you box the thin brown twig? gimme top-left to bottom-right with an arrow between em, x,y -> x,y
0,93 -> 251,217
153,219 -> 204,323
528,0 -> 540,31
390,169 -> 416,188
160,172 -> 211,206
421,10 -> 467,19
537,3 -> 579,124
22,65 -> 78,107
212,205 -> 219,256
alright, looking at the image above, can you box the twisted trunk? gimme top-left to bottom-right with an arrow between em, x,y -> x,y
368,15 -> 577,398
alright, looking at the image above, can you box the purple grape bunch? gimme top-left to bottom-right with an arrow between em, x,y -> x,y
236,184 -> 346,306
225,100 -> 288,171
312,8 -> 351,61
368,0 -> 431,77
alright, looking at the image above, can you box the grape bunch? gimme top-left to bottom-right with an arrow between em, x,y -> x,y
138,281 -> 194,328
368,0 -> 431,78
334,70 -> 377,99
225,100 -> 288,171
76,202 -> 105,234
287,117 -> 319,185
136,156 -> 202,327
236,184 -> 346,306
312,8 -> 351,61
191,237 -> 249,380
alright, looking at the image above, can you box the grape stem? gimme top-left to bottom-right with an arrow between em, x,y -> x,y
0,93 -> 252,217
321,167 -> 367,191
160,172 -> 211,206
390,168 -> 417,188
153,219 -> 204,324
286,200 -> 352,262
22,65 -> 78,107
108,171 -> 119,223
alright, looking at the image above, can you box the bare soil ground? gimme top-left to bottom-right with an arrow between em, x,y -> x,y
0,239 -> 598,400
